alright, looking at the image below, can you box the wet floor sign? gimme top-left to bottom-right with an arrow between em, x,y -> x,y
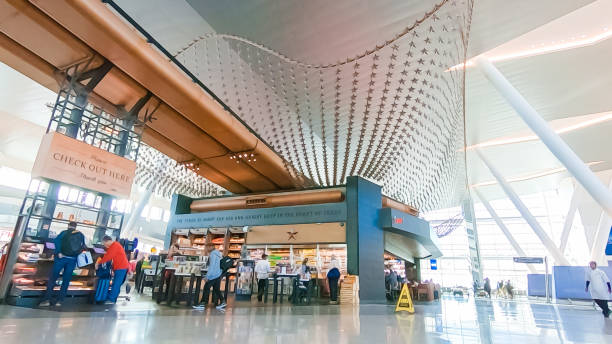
395,284 -> 414,313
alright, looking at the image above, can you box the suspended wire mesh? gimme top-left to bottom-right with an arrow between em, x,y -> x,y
432,212 -> 464,237
135,145 -> 226,199
174,0 -> 473,211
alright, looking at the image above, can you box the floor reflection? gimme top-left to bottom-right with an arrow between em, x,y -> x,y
0,295 -> 611,343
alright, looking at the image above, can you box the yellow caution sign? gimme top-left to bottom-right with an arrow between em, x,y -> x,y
395,284 -> 414,313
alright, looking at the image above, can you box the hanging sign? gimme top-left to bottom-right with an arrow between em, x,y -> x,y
430,259 -> 438,270
31,132 -> 136,198
605,226 -> 612,255
513,257 -> 544,264
395,284 -> 414,313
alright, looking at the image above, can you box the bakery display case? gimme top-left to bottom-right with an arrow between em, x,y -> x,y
384,252 -> 406,278
166,227 -> 249,295
20,181 -> 124,245
2,179 -> 125,307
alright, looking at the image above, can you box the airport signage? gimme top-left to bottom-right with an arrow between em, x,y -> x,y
513,257 -> 544,264
170,202 -> 347,228
605,226 -> 612,255
31,132 -> 136,198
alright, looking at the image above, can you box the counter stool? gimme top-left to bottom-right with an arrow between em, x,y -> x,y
186,274 -> 203,306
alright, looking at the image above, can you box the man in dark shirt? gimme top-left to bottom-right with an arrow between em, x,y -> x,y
39,221 -> 85,307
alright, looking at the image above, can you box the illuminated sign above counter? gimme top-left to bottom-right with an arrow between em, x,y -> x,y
170,202 -> 347,229
31,132 -> 137,198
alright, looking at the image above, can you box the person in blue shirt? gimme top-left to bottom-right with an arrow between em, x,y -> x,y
39,221 -> 85,307
193,246 -> 226,310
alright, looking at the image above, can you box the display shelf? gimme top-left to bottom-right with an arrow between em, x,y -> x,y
10,285 -> 94,297
22,194 -> 123,217
26,215 -> 99,229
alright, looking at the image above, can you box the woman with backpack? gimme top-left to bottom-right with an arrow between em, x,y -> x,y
39,221 -> 85,307
327,256 -> 341,304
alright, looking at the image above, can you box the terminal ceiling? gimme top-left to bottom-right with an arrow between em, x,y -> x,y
1,0 -> 610,211
115,0 -> 606,208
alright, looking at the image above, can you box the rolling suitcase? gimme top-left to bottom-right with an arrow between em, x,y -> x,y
93,262 -> 112,304
95,278 -> 111,303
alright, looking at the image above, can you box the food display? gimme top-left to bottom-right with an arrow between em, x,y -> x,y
8,241 -> 100,298
319,247 -> 348,277
384,252 -> 406,278
211,237 -> 225,245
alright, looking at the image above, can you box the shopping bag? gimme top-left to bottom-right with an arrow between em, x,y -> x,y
77,251 -> 93,268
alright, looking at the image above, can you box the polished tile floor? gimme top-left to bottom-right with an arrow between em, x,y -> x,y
1,296 -> 611,343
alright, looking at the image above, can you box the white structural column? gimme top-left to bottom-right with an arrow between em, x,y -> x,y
477,149 -> 570,265
475,57 -> 612,219
123,187 -> 154,237
559,188 -> 579,254
473,188 -> 537,274
590,177 -> 612,263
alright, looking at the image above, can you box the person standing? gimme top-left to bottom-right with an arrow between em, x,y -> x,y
255,254 -> 271,302
39,221 -> 85,307
484,278 -> 492,298
585,261 -> 612,318
327,256 -> 341,304
388,269 -> 400,300
96,236 -> 130,304
505,280 -> 514,299
194,246 -> 226,310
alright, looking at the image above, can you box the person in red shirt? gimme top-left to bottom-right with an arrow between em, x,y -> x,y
95,236 -> 129,304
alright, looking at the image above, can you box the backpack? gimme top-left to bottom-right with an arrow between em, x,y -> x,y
327,267 -> 340,279
61,230 -> 84,257
220,256 -> 234,271
96,262 -> 112,279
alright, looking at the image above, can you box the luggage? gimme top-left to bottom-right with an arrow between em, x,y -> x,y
94,278 -> 110,303
93,262 -> 112,303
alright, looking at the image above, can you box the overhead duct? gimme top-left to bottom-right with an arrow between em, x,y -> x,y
191,189 -> 344,212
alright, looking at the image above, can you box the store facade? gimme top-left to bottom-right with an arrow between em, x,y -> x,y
166,176 -> 441,304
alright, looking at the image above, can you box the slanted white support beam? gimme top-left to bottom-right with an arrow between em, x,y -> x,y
559,188 -> 579,254
476,149 -> 570,265
590,177 -> 612,263
475,57 -> 612,220
123,187 -> 154,237
473,188 -> 537,274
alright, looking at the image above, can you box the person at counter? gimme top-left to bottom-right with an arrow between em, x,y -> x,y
255,254 -> 271,302
167,243 -> 181,259
194,246 -> 226,310
39,221 -> 85,307
296,259 -> 312,303
327,256 -> 341,304
299,258 -> 310,275
96,236 -> 130,304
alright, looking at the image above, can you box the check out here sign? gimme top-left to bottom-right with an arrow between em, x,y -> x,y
31,132 -> 136,198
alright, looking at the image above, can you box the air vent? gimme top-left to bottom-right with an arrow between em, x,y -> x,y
246,198 -> 266,207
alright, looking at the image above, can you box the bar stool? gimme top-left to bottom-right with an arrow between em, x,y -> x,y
263,277 -> 273,303
186,273 -> 203,306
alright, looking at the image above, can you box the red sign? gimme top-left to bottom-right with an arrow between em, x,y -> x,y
393,217 -> 403,224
